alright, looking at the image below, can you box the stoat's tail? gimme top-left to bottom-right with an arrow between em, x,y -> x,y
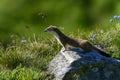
92,46 -> 111,57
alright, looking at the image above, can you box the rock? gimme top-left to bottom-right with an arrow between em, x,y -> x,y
47,48 -> 120,80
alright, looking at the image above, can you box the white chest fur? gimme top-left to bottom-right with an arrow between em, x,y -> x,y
51,31 -> 64,47
51,31 -> 84,52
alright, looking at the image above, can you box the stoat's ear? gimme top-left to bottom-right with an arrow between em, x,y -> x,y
48,25 -> 57,29
44,25 -> 56,32
44,25 -> 65,33
48,25 -> 64,31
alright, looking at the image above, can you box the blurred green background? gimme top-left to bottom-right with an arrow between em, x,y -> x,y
0,0 -> 120,41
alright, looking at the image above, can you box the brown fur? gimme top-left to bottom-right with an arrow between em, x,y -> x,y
44,26 -> 111,57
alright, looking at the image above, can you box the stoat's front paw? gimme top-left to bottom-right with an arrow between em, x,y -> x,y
61,47 -> 65,52
62,49 -> 66,52
62,47 -> 70,52
63,49 -> 70,52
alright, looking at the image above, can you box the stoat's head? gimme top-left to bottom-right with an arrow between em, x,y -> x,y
44,25 -> 60,33
44,25 -> 65,41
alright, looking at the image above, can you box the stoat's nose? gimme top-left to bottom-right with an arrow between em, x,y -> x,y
44,29 -> 48,32
44,30 -> 47,32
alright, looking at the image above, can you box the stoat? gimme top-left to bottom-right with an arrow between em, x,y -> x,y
44,25 -> 111,57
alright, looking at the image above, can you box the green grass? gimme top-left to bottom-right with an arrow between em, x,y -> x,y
0,23 -> 120,80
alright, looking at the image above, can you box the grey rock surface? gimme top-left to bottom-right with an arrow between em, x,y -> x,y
48,48 -> 120,80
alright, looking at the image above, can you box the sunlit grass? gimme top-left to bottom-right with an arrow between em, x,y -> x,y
0,22 -> 120,79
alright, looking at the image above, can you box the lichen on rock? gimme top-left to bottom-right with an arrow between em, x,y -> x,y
47,48 -> 120,80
